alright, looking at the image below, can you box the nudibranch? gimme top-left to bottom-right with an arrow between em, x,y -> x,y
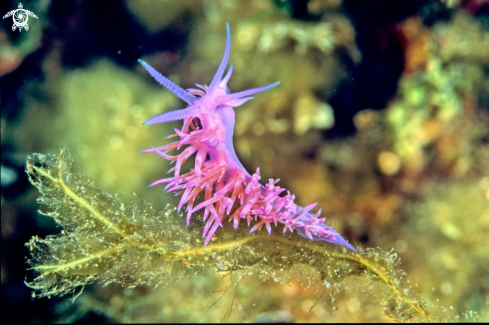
139,24 -> 355,251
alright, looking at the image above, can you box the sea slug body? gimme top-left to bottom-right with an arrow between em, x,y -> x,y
139,24 -> 355,251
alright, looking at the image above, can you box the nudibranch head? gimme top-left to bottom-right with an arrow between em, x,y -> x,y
138,24 -> 279,125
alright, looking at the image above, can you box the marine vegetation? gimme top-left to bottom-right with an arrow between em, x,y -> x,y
25,148 -> 449,322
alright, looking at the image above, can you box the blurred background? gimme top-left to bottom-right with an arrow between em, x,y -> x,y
1,0 -> 488,322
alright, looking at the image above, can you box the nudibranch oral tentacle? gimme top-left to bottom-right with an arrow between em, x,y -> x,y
139,23 -> 356,251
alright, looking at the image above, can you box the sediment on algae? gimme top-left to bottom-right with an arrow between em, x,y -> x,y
25,147 -> 476,322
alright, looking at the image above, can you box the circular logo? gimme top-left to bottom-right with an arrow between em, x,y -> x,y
13,9 -> 28,28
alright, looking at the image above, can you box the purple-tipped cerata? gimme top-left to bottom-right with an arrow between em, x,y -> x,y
139,24 -> 356,251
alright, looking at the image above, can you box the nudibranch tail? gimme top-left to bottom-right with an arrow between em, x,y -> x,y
139,24 -> 356,252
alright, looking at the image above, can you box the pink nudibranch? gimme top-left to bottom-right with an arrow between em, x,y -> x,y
139,24 -> 355,251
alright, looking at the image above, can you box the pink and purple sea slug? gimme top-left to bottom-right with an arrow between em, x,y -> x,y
139,24 -> 355,251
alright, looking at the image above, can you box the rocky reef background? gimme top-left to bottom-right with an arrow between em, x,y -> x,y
1,0 -> 488,322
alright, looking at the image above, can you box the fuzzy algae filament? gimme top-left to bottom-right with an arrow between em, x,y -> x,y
24,148 -> 447,322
